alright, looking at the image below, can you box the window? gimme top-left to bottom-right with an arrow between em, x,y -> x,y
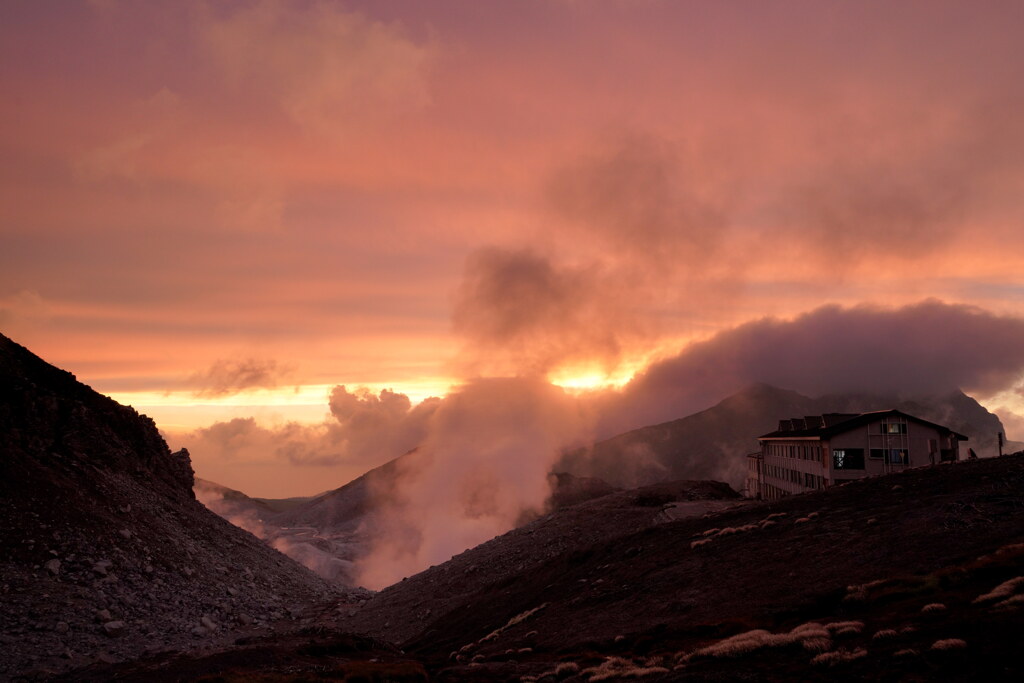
870,448 -> 885,460
882,422 -> 907,434
887,449 -> 909,465
833,448 -> 865,470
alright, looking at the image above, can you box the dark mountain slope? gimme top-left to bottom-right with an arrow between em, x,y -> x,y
194,477 -> 277,516
0,333 -> 345,678
561,383 -> 1008,489
196,453 -> 622,587
340,454 -> 1024,682
340,479 -> 743,645
46,456 -> 1024,682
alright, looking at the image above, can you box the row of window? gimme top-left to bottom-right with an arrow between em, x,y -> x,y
763,466 -> 826,491
765,443 -> 824,462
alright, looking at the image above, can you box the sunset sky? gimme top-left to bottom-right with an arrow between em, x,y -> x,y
4,1 -> 1024,497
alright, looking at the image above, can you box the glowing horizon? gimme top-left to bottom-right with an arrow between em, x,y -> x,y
5,1 -> 1024,496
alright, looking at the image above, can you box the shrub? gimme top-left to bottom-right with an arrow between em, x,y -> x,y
872,629 -> 898,640
582,656 -> 669,682
994,594 -> 1024,610
973,576 -> 1024,604
682,623 -> 832,660
690,539 -> 711,549
480,603 -> 549,643
823,622 -> 864,634
811,648 -> 867,666
825,621 -> 864,636
702,528 -> 720,537
555,662 -> 580,675
844,579 -> 888,603
893,648 -> 918,657
931,639 -> 967,651
921,603 -> 946,614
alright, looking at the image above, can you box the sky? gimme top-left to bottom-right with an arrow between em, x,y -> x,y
4,1 -> 1024,499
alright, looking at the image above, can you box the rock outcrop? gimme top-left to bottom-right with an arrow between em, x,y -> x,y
0,333 -> 347,678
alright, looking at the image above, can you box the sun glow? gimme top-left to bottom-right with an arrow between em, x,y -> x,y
106,379 -> 455,431
548,368 -> 636,393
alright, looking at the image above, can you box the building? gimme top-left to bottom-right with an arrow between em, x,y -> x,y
746,410 -> 967,500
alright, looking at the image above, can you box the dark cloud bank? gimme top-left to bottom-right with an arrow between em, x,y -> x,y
601,299 -> 1024,437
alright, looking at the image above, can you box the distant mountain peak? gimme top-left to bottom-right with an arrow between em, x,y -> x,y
558,383 -> 1008,491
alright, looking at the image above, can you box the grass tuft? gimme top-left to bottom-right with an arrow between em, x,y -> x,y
931,638 -> 967,651
811,648 -> 867,666
973,576 -> 1024,604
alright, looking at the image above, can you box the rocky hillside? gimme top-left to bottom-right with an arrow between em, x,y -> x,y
343,454 -> 1024,682
560,383 -> 1009,489
0,333 -> 348,679
82,454 -> 1024,682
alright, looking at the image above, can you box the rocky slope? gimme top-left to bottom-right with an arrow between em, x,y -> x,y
345,454 -> 1024,682
0,333 -> 350,678
85,454 -> 1024,682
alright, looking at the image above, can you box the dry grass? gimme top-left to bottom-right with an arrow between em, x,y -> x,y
974,542 -> 1024,567
535,661 -> 581,681
993,594 -> 1024,610
973,576 -> 1024,603
680,622 -> 833,661
811,647 -> 867,666
480,603 -> 549,643
930,638 -> 967,651
844,578 -> 888,603
582,657 -> 669,682
824,620 -> 864,636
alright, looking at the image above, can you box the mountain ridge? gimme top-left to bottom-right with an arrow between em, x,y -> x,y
559,382 -> 1009,490
0,332 -> 347,678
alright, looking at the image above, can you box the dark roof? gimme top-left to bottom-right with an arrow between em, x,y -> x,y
758,409 -> 969,441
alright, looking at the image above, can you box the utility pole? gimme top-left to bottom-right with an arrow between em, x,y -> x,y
998,431 -> 1004,457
